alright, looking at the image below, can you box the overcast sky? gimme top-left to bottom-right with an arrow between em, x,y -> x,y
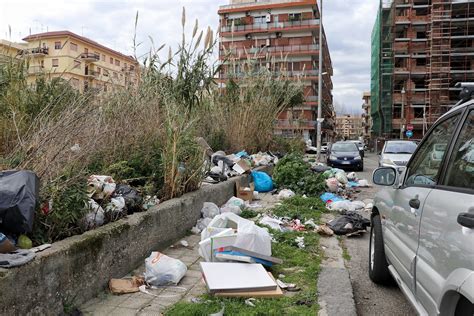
1,0 -> 378,114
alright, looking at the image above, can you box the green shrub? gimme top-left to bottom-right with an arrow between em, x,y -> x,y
273,153 -> 325,196
31,177 -> 89,244
270,135 -> 306,154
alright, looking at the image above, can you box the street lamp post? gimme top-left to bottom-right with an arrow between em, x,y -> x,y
316,0 -> 323,160
400,87 -> 405,139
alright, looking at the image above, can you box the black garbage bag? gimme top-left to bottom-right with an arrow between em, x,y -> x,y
113,184 -> 143,214
211,154 -> 234,168
0,170 -> 39,234
327,211 -> 370,235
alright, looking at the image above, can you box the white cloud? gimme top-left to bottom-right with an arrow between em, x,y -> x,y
1,0 -> 377,114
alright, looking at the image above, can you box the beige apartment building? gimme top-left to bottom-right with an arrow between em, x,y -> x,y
361,91 -> 373,142
335,114 -> 363,140
0,31 -> 139,93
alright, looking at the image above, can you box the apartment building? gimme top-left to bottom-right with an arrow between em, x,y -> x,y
0,31 -> 139,93
371,0 -> 474,139
217,0 -> 334,142
335,115 -> 363,140
361,91 -> 373,142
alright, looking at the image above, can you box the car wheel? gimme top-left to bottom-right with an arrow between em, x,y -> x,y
455,296 -> 474,316
369,214 -> 392,284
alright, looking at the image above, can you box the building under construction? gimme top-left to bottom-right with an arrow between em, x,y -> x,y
371,0 -> 474,139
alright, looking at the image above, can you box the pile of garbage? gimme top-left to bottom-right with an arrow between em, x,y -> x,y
84,175 -> 158,229
198,136 -> 278,184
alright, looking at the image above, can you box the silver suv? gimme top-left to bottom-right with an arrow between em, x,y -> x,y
369,84 -> 474,316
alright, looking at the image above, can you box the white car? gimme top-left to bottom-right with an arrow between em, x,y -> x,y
369,85 -> 474,315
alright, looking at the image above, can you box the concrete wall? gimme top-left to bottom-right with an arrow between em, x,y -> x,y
0,175 -> 253,316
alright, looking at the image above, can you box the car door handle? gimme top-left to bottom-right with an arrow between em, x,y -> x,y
457,213 -> 474,229
409,198 -> 420,209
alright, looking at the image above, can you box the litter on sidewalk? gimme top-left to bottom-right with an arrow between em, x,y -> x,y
109,276 -> 145,294
144,252 -> 187,286
327,212 -> 371,236
200,262 -> 278,294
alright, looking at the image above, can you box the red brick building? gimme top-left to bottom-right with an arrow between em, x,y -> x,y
218,0 -> 335,142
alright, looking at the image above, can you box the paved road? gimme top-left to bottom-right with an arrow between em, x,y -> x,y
344,153 -> 415,316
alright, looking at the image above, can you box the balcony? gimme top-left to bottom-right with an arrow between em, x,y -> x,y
223,44 -> 319,59
219,69 -> 319,79
220,19 -> 319,35
22,47 -> 49,56
80,53 -> 100,62
28,65 -> 45,74
275,119 -> 316,130
84,70 -> 99,78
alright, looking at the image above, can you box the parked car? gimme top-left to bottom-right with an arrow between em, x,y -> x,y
349,140 -> 365,158
305,142 -> 328,155
369,83 -> 474,315
379,140 -> 418,167
321,142 -> 329,154
327,141 -> 363,171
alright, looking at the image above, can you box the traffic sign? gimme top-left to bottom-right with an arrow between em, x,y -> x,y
406,130 -> 413,138
407,124 -> 414,131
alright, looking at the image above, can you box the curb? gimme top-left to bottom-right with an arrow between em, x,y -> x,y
317,214 -> 357,316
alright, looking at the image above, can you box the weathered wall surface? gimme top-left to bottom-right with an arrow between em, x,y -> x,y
0,174 -> 254,316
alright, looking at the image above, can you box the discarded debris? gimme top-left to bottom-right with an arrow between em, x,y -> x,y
277,189 -> 295,200
295,236 -> 305,249
109,276 -> 145,294
245,298 -> 256,307
144,252 -> 187,286
327,212 -> 371,236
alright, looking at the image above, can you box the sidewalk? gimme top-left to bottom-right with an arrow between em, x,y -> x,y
80,193 -> 279,315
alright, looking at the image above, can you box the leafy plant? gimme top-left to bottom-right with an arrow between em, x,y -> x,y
273,153 -> 325,196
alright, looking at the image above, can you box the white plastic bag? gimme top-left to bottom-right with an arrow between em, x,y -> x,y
201,202 -> 220,219
144,252 -> 187,286
220,205 -> 242,215
259,215 -> 283,231
87,175 -> 116,199
105,197 -> 125,214
347,172 -> 357,181
278,189 -> 295,200
358,179 -> 370,187
327,201 -> 356,212
326,178 -> 339,193
335,172 -> 348,184
224,197 -> 245,208
84,199 -> 105,228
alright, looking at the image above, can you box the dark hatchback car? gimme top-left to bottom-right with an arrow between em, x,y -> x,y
327,141 -> 363,171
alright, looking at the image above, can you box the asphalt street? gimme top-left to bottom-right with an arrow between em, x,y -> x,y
343,153 -> 415,316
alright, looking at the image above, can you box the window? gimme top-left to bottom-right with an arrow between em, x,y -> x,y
416,58 -> 427,66
52,59 -> 59,67
253,16 -> 266,24
97,67 -> 101,75
289,13 -> 302,22
110,57 -> 113,64
54,41 -> 61,49
73,60 -> 81,69
129,65 -> 135,71
405,113 -> 460,186
443,111 -> 474,190
113,72 -> 118,78
70,43 -> 78,52
102,54 -> 106,62
84,48 -> 89,54
103,70 -> 109,77
115,59 -> 120,66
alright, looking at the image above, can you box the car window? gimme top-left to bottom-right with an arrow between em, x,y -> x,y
332,143 -> 358,152
443,110 -> 474,190
384,141 -> 417,154
405,113 -> 460,186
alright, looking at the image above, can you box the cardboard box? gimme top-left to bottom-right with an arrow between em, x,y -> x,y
236,182 -> 254,201
232,160 -> 251,175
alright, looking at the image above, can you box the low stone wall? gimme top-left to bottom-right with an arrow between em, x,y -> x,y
0,174 -> 256,315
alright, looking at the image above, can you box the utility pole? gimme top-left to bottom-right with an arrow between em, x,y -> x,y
316,0 -> 323,160
400,87 -> 405,139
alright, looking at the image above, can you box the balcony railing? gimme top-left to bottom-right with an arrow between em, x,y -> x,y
275,119 -> 316,129
22,47 -> 49,55
80,53 -> 100,62
219,69 -> 319,79
28,65 -> 45,74
223,44 -> 319,57
220,19 -> 319,33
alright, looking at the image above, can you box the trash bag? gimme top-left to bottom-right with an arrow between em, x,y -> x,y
259,215 -> 284,231
327,201 -> 359,212
327,212 -> 370,235
224,197 -> 245,208
320,192 -> 345,203
0,170 -> 39,234
322,170 -> 335,179
87,175 -> 116,200
278,189 -> 295,199
347,172 -> 357,181
84,199 -> 105,229
144,252 -> 187,286
335,172 -> 348,184
325,178 -> 339,193
357,179 -> 370,187
220,205 -> 242,215
312,165 -> 330,173
201,202 -> 220,219
251,171 -> 274,192
113,184 -> 143,214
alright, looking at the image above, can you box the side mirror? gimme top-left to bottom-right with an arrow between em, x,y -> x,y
373,167 -> 398,186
